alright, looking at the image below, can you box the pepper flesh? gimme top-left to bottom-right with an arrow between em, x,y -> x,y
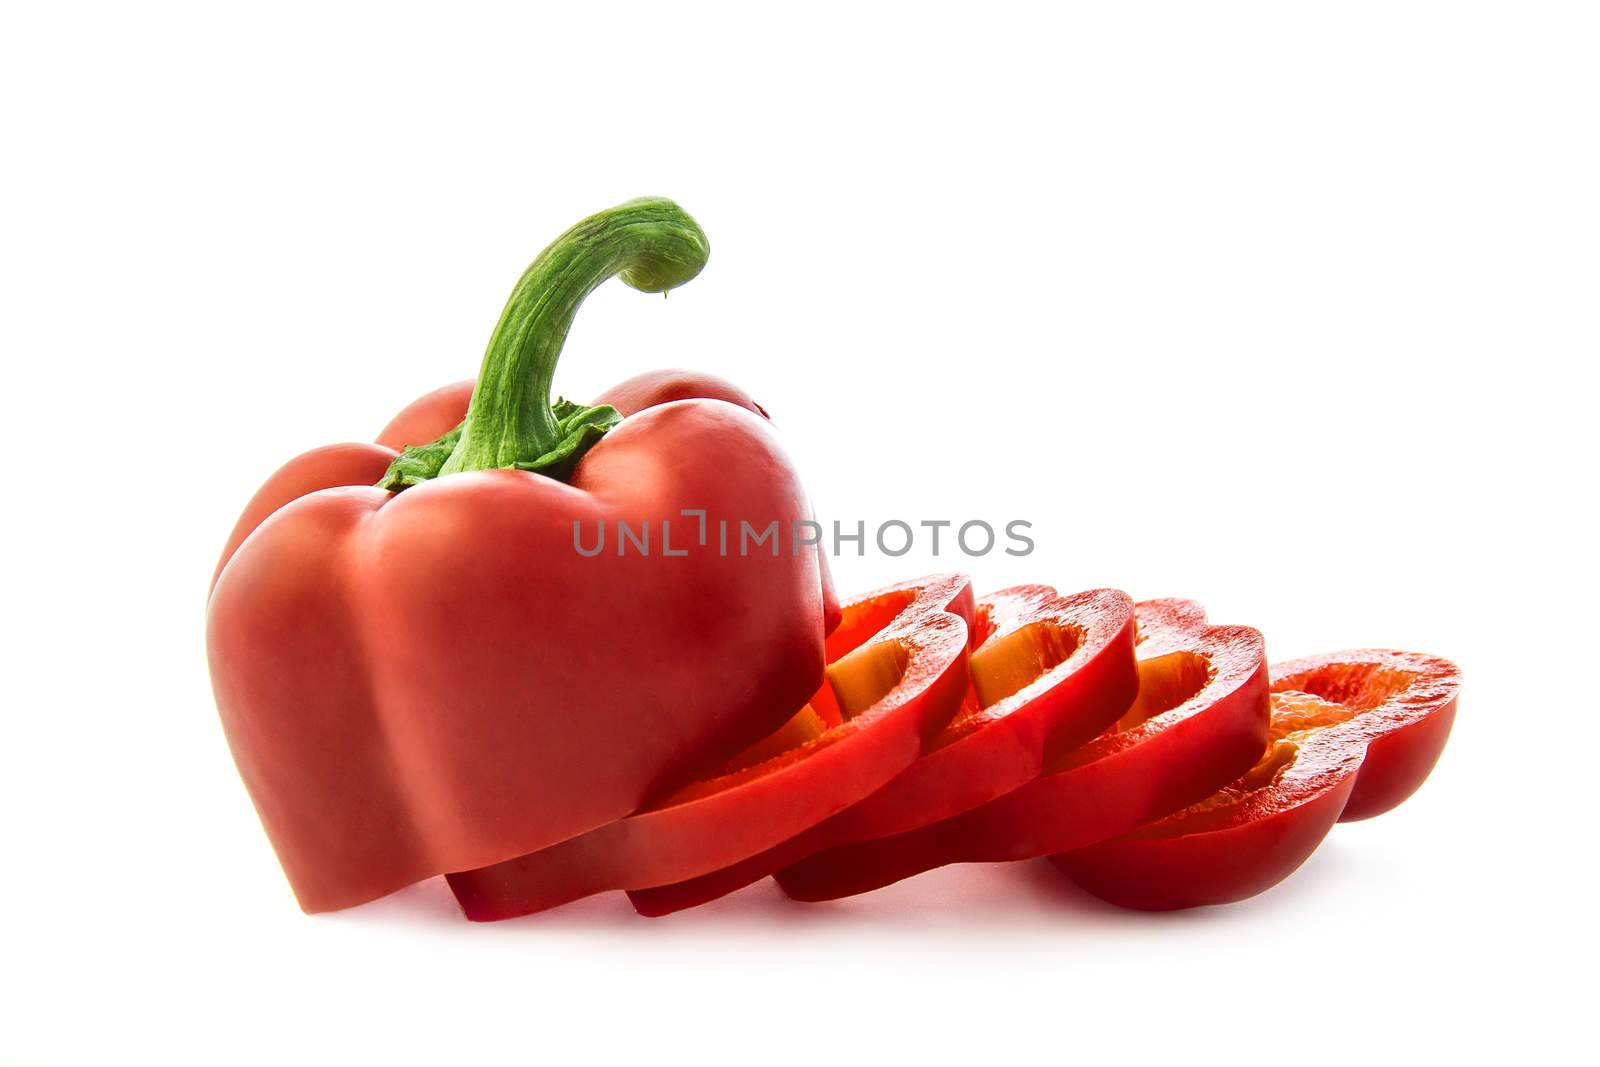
1052,649 -> 1459,910
773,599 -> 1270,902
445,574 -> 974,920
628,585 -> 1139,916
207,199 -> 836,913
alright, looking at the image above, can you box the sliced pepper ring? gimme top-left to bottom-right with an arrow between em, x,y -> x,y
444,573 -> 974,921
628,585 -> 1138,916
773,598 -> 1270,902
1281,649 -> 1460,822
1053,648 -> 1459,910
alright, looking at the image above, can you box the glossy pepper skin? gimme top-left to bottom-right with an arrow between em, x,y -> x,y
446,574 -> 974,920
207,199 -> 836,913
214,369 -> 797,590
1053,649 -> 1459,911
773,599 -> 1270,902
629,585 -> 1138,916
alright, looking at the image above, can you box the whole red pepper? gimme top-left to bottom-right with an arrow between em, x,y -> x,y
446,574 -> 974,920
773,598 -> 1269,902
207,198 -> 835,913
629,584 -> 1138,915
1052,649 -> 1459,910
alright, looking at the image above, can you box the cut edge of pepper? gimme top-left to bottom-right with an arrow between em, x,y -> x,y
1123,656 -> 1452,836
639,575 -> 972,811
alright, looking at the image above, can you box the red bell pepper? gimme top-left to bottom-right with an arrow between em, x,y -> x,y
1052,649 -> 1459,910
628,585 -> 1139,916
207,198 -> 836,913
774,598 -> 1270,902
445,574 -> 974,920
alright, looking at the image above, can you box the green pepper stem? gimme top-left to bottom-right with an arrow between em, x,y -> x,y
440,197 -> 709,475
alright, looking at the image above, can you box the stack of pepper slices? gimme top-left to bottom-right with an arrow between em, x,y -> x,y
207,199 -> 1460,919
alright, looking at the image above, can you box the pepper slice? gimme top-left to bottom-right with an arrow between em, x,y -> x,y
1051,649 -> 1459,911
628,585 -> 1138,916
773,598 -> 1269,902
444,573 -> 974,921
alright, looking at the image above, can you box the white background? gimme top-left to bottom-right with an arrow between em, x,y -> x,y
3,2 -> 1595,1063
